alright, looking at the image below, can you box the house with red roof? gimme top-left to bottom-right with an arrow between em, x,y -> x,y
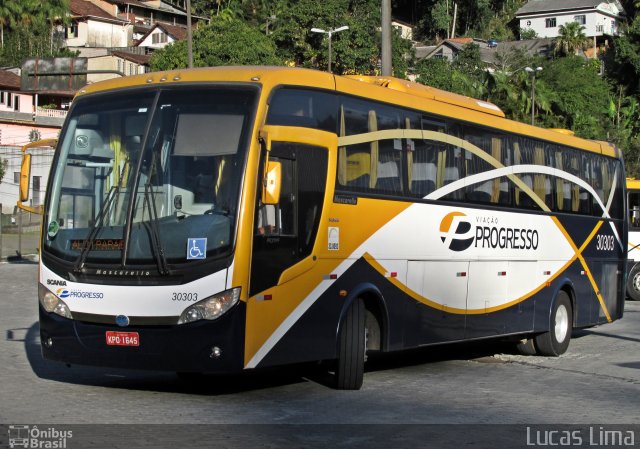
137,22 -> 188,50
66,0 -> 132,48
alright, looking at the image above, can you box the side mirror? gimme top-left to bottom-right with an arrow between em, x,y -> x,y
19,153 -> 31,203
262,160 -> 282,205
17,138 -> 57,214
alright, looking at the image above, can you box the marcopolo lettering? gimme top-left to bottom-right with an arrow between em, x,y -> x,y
96,269 -> 151,276
475,226 -> 539,250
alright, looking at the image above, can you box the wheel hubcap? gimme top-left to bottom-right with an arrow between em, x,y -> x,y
554,304 -> 569,343
634,273 -> 640,292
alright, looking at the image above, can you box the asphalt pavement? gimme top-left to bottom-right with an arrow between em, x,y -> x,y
0,262 -> 638,448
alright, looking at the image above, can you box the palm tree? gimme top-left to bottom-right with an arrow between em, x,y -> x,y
554,21 -> 590,56
40,0 -> 70,53
0,2 -> 11,48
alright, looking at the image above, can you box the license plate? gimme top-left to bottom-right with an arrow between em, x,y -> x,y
106,331 -> 140,347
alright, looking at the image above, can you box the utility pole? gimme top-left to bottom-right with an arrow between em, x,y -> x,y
381,0 -> 392,76
450,2 -> 458,39
186,0 -> 193,68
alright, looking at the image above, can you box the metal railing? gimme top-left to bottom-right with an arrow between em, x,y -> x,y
35,107 -> 68,118
0,204 -> 41,262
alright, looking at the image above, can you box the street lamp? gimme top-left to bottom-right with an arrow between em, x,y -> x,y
525,66 -> 543,125
311,25 -> 349,73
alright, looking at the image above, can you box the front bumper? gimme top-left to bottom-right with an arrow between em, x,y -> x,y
38,301 -> 246,373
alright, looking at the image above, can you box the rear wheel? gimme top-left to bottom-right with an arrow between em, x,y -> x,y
516,338 -> 537,355
626,264 -> 640,301
534,291 -> 572,356
334,298 -> 366,390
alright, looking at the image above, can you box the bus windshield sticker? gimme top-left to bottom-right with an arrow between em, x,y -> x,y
328,227 -> 339,251
47,221 -> 59,238
187,238 -> 207,260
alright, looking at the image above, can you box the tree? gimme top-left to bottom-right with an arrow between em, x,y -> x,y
539,56 -> 613,139
0,158 -> 5,186
0,0 -> 72,66
40,0 -> 70,54
554,21 -> 589,56
519,28 -> 537,40
150,17 -> 281,70
452,43 -> 485,78
415,57 -> 453,90
606,14 -> 640,95
266,0 -> 412,76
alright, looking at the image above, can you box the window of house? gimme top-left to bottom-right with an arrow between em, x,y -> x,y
152,33 -> 167,44
66,22 -> 78,39
13,172 -> 20,184
545,18 -> 556,28
574,15 -> 586,25
14,96 -> 19,111
596,24 -> 604,33
0,92 -> 4,104
129,63 -> 134,75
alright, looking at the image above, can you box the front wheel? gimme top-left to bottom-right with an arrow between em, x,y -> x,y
334,298 -> 366,390
626,264 -> 640,301
534,290 -> 573,356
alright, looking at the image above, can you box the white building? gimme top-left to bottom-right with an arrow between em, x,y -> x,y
137,23 -> 187,50
516,0 -> 625,39
66,0 -> 132,48
392,20 -> 414,41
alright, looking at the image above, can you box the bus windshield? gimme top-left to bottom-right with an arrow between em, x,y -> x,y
43,86 -> 257,269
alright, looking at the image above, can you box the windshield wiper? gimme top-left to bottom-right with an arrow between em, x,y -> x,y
73,185 -> 119,272
142,181 -> 169,275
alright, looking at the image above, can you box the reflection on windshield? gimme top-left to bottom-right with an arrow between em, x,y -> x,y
44,87 -> 256,268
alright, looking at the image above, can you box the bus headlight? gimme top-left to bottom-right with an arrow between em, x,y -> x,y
39,284 -> 73,319
177,288 -> 240,324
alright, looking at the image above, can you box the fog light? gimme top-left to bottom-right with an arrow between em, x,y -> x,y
210,346 -> 222,359
44,337 -> 53,348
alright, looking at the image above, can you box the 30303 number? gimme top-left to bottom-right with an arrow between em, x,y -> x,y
171,292 -> 198,301
596,234 -> 615,251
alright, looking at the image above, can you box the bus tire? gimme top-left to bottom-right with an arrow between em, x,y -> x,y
534,291 -> 572,356
516,338 -> 537,355
334,297 -> 365,390
626,264 -> 640,301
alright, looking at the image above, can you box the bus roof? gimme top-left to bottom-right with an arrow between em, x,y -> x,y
75,66 -> 619,159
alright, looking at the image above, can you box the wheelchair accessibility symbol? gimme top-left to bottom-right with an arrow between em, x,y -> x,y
187,238 -> 207,260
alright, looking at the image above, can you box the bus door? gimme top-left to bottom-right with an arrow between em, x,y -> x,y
246,126 -> 335,367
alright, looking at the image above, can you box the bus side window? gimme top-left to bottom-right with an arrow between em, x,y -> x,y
266,87 -> 338,133
406,113 -> 443,198
632,204 -> 640,228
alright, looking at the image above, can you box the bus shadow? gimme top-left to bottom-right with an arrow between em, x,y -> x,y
20,321 -> 563,393
21,322 -> 310,395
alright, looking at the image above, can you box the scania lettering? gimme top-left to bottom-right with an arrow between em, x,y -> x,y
18,67 -> 626,390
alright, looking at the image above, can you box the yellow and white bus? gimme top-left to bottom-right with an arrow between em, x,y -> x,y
19,67 -> 626,390
626,178 -> 640,300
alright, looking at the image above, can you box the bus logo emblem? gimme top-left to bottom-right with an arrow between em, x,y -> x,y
115,315 -> 130,327
440,212 -> 474,252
